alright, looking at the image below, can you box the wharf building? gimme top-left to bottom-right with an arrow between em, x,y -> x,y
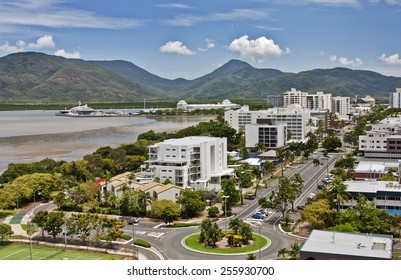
140,136 -> 233,192
176,99 -> 240,111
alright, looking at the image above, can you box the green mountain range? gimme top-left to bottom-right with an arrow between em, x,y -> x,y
0,52 -> 400,103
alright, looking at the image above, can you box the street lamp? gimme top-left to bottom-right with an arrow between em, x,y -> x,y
27,221 -> 33,260
257,222 -> 262,260
132,224 -> 137,260
33,188 -> 40,204
222,195 -> 230,233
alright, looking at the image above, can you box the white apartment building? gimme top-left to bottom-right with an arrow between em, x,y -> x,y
389,88 -> 401,108
176,99 -> 240,111
245,122 -> 287,149
359,120 -> 401,159
225,104 -> 311,141
332,96 -> 351,116
141,136 -> 233,192
283,88 -> 332,111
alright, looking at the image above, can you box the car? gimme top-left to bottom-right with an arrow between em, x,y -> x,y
309,193 -> 316,198
244,194 -> 256,200
127,217 -> 140,224
251,213 -> 264,220
254,212 -> 266,218
317,184 -> 326,190
115,216 -> 124,221
296,205 -> 305,210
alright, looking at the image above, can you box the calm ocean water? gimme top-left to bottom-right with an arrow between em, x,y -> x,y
0,110 -> 211,174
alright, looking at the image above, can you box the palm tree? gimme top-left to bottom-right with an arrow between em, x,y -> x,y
331,178 -> 351,212
277,247 -> 289,259
228,218 -> 242,234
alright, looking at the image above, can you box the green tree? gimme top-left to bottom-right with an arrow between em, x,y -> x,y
44,211 -> 65,242
199,218 -> 222,247
150,200 -> 181,224
0,224 -> 13,244
263,161 -> 276,178
330,178 -> 351,212
322,136 -> 342,152
300,199 -> 337,229
177,189 -> 207,218
207,206 -> 220,218
228,218 -> 242,234
32,210 -> 49,241
220,178 -> 241,215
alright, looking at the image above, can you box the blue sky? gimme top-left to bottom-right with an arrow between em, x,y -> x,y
0,0 -> 400,79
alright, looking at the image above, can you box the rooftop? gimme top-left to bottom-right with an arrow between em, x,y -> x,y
301,230 -> 392,259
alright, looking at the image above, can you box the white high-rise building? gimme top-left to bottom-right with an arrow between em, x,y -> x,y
332,96 -> 351,116
283,88 -> 332,111
225,104 -> 311,141
141,136 -> 233,192
389,88 -> 401,108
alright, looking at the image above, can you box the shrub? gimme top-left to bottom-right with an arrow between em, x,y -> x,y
134,239 -> 151,248
121,234 -> 132,240
208,206 -> 220,218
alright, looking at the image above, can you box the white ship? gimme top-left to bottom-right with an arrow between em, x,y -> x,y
56,102 -> 136,117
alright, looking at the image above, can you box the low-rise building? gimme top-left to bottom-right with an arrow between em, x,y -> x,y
245,121 -> 287,149
344,180 -> 401,214
300,230 -> 393,260
354,160 -> 399,180
176,99 -> 240,111
99,172 -> 144,200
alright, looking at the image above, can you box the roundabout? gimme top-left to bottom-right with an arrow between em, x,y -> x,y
182,232 -> 271,255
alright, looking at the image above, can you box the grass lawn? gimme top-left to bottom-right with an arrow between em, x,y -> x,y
0,210 -> 16,220
0,243 -> 125,260
184,233 -> 269,254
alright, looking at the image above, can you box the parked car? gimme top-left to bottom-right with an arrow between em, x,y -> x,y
254,211 -> 266,218
251,213 -> 264,220
115,216 -> 124,221
127,217 -> 140,224
245,194 -> 256,200
296,205 -> 305,210
317,184 -> 326,190
309,193 -> 316,198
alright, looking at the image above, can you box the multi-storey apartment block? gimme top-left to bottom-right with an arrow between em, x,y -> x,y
359,118 -> 401,159
331,96 -> 351,116
225,104 -> 311,141
388,88 -> 401,108
141,136 -> 233,192
283,88 -> 332,111
245,120 -> 287,149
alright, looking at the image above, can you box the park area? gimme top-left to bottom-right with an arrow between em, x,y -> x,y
0,243 -> 125,260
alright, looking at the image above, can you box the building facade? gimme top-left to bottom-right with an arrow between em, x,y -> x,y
245,122 -> 287,149
176,99 -> 240,111
331,96 -> 351,116
141,136 -> 233,192
283,88 -> 332,111
225,104 -> 311,141
389,88 -> 401,108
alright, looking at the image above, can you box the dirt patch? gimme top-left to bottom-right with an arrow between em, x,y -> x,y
291,221 -> 312,238
213,236 -> 255,249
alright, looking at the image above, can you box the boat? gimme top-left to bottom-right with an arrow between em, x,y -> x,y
56,102 -> 104,117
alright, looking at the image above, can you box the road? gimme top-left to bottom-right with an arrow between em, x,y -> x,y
122,152 -> 344,260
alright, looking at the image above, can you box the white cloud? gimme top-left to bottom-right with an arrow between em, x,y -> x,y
277,0 -> 360,6
28,35 -> 55,49
0,0 -> 142,30
228,35 -> 289,62
159,41 -> 196,56
380,53 -> 401,65
166,8 -> 269,26
329,55 -> 363,66
198,39 -> 215,52
385,0 -> 401,5
54,49 -> 80,59
155,4 -> 193,9
0,41 -> 25,53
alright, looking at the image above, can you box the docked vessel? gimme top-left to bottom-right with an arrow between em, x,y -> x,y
56,102 -> 137,117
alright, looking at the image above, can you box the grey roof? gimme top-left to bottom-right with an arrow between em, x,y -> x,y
301,230 -> 392,259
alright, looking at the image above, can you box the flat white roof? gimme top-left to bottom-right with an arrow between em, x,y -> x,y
345,180 -> 401,193
355,161 -> 399,173
301,230 -> 392,259
161,136 -> 224,146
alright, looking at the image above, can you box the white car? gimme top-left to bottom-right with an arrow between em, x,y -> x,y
309,193 -> 316,198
